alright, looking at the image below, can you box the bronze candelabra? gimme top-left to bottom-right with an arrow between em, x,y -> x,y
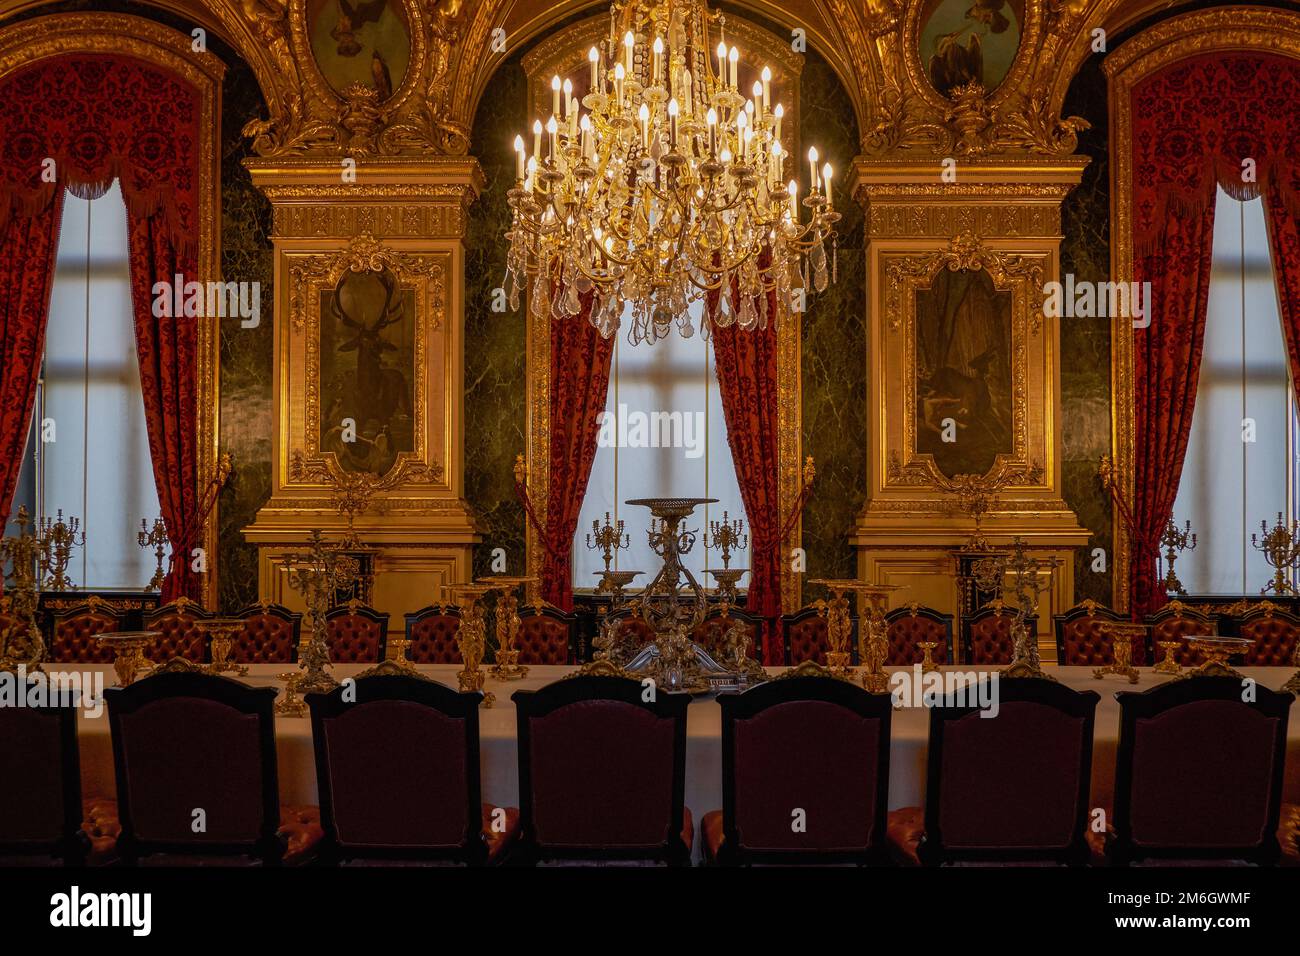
1001,537 -> 1058,680
586,512 -> 629,574
704,512 -> 748,569
1252,513 -> 1300,596
1159,517 -> 1196,597
38,510 -> 83,592
138,516 -> 169,592
0,506 -> 46,672
281,530 -> 360,694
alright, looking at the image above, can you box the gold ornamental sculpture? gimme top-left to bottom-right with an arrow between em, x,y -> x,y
280,530 -> 361,695
0,507 -> 46,673
505,0 -> 836,343
1001,537 -> 1058,681
1252,513 -> 1300,597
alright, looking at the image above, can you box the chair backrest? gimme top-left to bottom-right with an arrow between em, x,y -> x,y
513,675 -> 690,863
105,670 -> 281,863
307,673 -> 484,863
781,605 -> 854,666
142,597 -> 213,664
962,603 -> 1033,665
232,602 -> 301,664
885,604 -> 953,665
1112,676 -> 1293,865
1145,600 -> 1216,666
323,602 -> 389,664
51,598 -> 123,663
717,675 -> 892,864
0,677 -> 84,863
404,605 -> 463,664
603,608 -> 655,649
690,607 -> 762,661
1053,599 -> 1143,666
516,605 -> 576,665
1234,602 -> 1300,666
920,678 -> 1099,864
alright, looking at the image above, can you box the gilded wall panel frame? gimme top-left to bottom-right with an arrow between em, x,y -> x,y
0,13 -> 224,607
1104,6 -> 1300,612
520,12 -> 806,612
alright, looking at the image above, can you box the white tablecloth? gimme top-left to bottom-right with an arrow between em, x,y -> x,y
59,664 -> 1300,824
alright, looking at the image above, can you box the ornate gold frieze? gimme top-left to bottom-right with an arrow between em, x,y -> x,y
1104,6 -> 1300,611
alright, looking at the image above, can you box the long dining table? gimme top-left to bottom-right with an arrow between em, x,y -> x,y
56,663 -> 1300,836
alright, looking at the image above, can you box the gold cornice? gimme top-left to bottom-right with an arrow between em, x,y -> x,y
1105,5 -> 1300,613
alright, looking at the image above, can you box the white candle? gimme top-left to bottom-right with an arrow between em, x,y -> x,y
729,46 -> 738,89
639,103 -> 650,149
788,180 -> 798,220
532,119 -> 542,160
717,42 -> 727,85
668,98 -> 679,147
563,78 -> 573,119
773,103 -> 783,144
551,75 -> 561,118
547,116 -> 558,160
624,31 -> 635,73
652,36 -> 663,87
752,81 -> 764,121
514,135 -> 525,180
761,66 -> 771,112
614,62 -> 625,109
706,107 -> 717,155
683,70 -> 693,116
808,146 -> 818,192
580,113 -> 593,159
823,163 -> 833,206
589,47 -> 599,89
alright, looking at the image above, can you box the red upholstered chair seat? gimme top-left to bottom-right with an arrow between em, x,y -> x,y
51,605 -> 121,663
516,612 -> 571,665
886,608 -> 951,665
405,609 -> 462,664
325,606 -> 388,663
232,604 -> 300,664
1239,612 -> 1300,666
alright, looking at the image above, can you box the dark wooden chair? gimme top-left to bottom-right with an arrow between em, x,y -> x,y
1145,600 -> 1216,667
962,602 -> 1034,666
0,676 -> 86,865
512,674 -> 692,865
703,674 -> 892,865
690,606 -> 763,662
887,678 -> 1100,865
50,596 -> 123,664
781,604 -> 855,666
323,601 -> 389,664
104,669 -> 318,865
1053,598 -> 1146,666
231,601 -> 301,664
1233,601 -> 1300,667
885,604 -> 954,666
404,605 -> 463,664
306,671 -> 520,865
1108,677 -> 1294,865
142,596 -> 212,664
515,605 -> 577,665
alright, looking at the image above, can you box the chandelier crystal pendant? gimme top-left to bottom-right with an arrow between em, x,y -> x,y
504,0 -> 838,344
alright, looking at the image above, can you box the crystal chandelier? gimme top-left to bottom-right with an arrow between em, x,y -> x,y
504,0 -> 838,344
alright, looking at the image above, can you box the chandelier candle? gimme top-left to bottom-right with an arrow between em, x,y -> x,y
505,0 -> 838,345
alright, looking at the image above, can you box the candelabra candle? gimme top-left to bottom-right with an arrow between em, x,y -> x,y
138,516 -> 169,592
1159,517 -> 1196,597
704,511 -> 747,569
1252,512 -> 1300,596
505,0 -> 838,346
586,511 -> 630,573
38,509 -> 84,592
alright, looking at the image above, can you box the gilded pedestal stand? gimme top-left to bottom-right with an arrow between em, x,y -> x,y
1092,622 -> 1144,684
449,583 -> 495,707
199,619 -> 249,677
0,506 -> 47,674
810,580 -> 902,691
281,530 -> 359,695
1001,538 -> 1058,681
477,575 -> 539,680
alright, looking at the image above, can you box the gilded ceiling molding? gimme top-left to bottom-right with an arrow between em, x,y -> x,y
1104,5 -> 1300,612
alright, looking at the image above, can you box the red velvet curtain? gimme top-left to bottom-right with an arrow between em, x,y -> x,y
0,54 -> 203,599
1127,53 -> 1300,617
708,281 -> 783,665
542,292 -> 614,610
0,195 -> 64,522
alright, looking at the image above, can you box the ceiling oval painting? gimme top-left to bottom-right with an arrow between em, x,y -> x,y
918,0 -> 1024,99
307,0 -> 411,102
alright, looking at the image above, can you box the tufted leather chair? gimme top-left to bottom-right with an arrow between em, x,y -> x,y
1053,599 -> 1146,666
231,602 -> 301,664
512,675 -> 693,865
104,670 -> 319,865
962,603 -> 1034,666
142,598 -> 213,664
1234,603 -> 1300,666
515,606 -> 576,665
887,679 -> 1100,866
1107,676 -> 1293,865
1145,601 -> 1216,667
51,598 -> 124,664
405,606 -> 463,664
603,609 -> 656,651
885,605 -> 954,665
306,673 -> 520,865
690,608 -> 761,661
781,605 -> 854,666
703,675 -> 893,865
324,602 -> 389,664
0,676 -> 86,865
